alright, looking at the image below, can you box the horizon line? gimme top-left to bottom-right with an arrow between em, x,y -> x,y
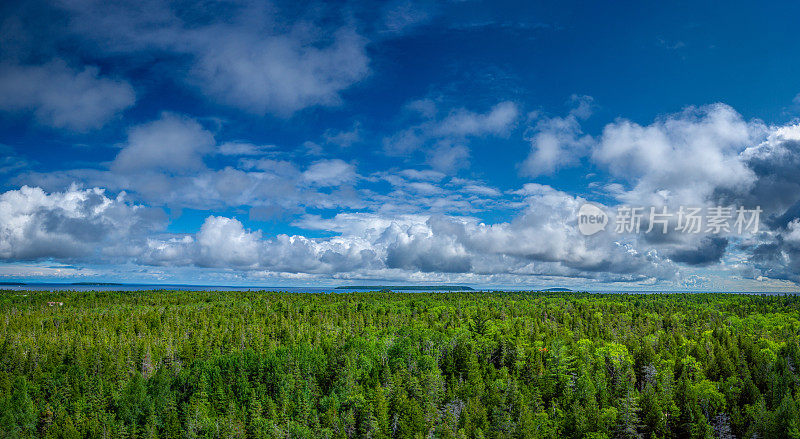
1,280 -> 798,294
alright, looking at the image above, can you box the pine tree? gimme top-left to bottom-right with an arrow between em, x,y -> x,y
615,389 -> 642,439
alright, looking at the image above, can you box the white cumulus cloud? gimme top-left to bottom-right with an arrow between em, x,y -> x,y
0,185 -> 161,260
521,96 -> 595,177
594,103 -> 762,207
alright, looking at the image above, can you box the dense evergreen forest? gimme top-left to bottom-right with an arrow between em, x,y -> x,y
2,290 -> 800,439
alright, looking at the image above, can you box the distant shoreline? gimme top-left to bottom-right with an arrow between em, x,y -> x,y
0,281 -> 125,286
335,285 -> 474,291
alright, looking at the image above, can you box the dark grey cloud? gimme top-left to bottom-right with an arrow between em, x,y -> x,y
669,237 -> 728,266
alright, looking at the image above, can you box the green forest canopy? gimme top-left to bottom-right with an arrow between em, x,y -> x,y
1,290 -> 800,439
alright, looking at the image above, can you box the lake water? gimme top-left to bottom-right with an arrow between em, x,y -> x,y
0,283 -> 797,294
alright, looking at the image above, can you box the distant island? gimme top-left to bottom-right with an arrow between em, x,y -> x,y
541,287 -> 573,292
68,282 -> 125,286
336,285 -> 474,291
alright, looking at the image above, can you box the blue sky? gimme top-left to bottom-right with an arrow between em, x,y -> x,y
2,0 -> 800,290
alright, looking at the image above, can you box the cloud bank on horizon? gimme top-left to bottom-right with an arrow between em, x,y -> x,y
2,0 -> 800,291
